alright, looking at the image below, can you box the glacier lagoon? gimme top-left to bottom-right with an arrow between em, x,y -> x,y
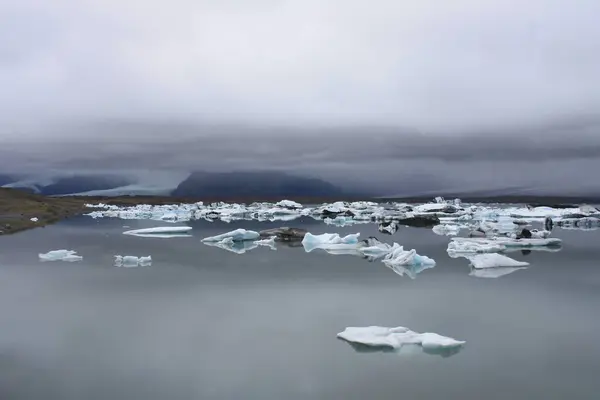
0,213 -> 599,399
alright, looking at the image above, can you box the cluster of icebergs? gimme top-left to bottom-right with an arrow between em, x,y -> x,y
82,197 -> 600,280
84,198 -> 600,233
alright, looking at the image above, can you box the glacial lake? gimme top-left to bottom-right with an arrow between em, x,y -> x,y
0,215 -> 599,399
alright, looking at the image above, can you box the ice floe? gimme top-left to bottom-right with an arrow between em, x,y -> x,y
383,245 -> 436,268
301,232 -> 360,252
451,237 -> 562,248
337,326 -> 465,354
114,255 -> 152,267
39,250 -> 83,262
432,224 -> 461,236
123,226 -> 193,238
201,228 -> 260,242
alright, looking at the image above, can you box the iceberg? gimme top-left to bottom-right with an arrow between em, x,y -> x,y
382,244 -> 436,267
451,237 -> 562,248
201,228 -> 260,242
447,240 -> 506,255
114,255 -> 152,267
39,250 -> 82,262
337,326 -> 465,353
275,200 -> 303,209
301,232 -> 360,252
123,226 -> 192,238
359,242 -> 396,259
432,224 -> 460,236
467,253 -> 529,269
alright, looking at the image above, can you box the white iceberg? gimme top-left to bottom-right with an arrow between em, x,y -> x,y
123,226 -> 193,238
39,250 -> 83,262
469,266 -> 528,279
337,326 -> 465,352
114,255 -> 152,267
432,224 -> 460,236
452,237 -> 562,248
447,240 -> 506,255
359,242 -> 396,259
201,228 -> 260,242
382,244 -> 436,267
467,253 -> 529,269
301,232 -> 360,252
275,200 -> 303,209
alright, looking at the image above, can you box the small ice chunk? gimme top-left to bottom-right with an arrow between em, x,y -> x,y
301,232 -> 360,252
452,237 -> 562,248
114,255 -> 152,267
530,229 -> 551,239
359,242 -> 395,259
39,250 -> 82,262
201,228 -> 260,242
383,244 -> 436,267
447,240 -> 506,255
468,253 -> 529,269
337,326 -> 465,351
432,224 -> 460,236
123,226 -> 192,235
30,217 -> 39,222
275,200 -> 303,209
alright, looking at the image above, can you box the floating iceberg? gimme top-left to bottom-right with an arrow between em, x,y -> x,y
359,242 -> 396,259
447,240 -> 506,255
123,226 -> 193,238
382,244 -> 436,267
467,253 -> 529,269
432,224 -> 460,236
337,326 -> 465,354
275,200 -> 303,209
201,228 -> 260,242
301,232 -> 360,252
469,266 -> 528,279
114,255 -> 152,267
452,237 -> 562,248
39,250 -> 82,262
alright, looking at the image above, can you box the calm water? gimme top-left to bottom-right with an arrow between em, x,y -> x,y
0,215 -> 599,399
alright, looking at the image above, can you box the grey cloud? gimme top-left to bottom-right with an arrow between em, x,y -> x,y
1,0 -> 600,130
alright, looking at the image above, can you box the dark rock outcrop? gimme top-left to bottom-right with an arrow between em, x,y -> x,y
395,215 -> 440,228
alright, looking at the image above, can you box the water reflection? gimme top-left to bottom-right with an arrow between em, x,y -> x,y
340,340 -> 464,358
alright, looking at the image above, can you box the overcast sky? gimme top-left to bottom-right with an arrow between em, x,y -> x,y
2,1 -> 600,195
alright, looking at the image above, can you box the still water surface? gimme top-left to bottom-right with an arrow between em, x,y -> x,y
0,216 -> 599,399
